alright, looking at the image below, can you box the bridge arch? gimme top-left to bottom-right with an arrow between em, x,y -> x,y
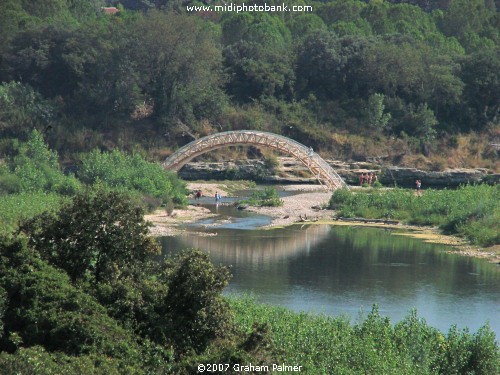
162,130 -> 348,190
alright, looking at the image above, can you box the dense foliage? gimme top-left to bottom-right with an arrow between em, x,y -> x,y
19,188 -> 160,283
0,193 -> 242,372
78,148 -> 188,204
329,184 -> 500,246
0,131 -> 187,234
0,0 -> 497,169
0,130 -> 80,195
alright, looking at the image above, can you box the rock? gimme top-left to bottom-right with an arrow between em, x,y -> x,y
379,167 -> 489,188
176,157 -> 496,188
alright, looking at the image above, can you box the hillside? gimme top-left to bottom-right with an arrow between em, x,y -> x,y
0,0 -> 498,171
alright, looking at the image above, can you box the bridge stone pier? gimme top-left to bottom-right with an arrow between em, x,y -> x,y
162,130 -> 348,191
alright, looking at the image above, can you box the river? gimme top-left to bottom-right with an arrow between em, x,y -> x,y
157,191 -> 500,336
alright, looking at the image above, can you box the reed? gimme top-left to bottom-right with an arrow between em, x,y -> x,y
329,184 -> 499,246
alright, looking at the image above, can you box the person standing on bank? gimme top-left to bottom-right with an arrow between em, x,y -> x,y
308,146 -> 314,157
416,179 -> 422,196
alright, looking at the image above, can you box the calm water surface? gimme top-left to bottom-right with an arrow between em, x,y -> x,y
158,198 -> 500,335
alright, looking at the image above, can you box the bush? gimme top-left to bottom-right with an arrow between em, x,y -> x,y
0,236 -> 144,366
0,286 -> 5,339
0,166 -> 21,194
2,130 -> 81,195
329,188 -> 351,208
229,297 -> 499,374
0,346 -> 137,375
242,187 -> 283,207
0,192 -> 63,236
155,249 -> 233,355
78,149 -> 187,206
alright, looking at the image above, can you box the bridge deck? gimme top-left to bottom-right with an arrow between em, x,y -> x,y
162,130 -> 349,191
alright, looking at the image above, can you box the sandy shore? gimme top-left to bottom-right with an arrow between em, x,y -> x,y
145,205 -> 217,237
244,184 -> 333,228
145,182 -> 500,265
145,183 -> 332,235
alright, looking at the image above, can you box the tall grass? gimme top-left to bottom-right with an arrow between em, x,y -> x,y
229,296 -> 499,374
329,184 -> 500,247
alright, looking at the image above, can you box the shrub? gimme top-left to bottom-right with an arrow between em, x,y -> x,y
2,130 -> 81,195
242,187 -> 283,207
328,184 -> 500,246
0,236 -> 143,365
165,198 -> 175,216
0,286 -> 5,339
0,166 -> 21,194
328,188 -> 351,208
264,154 -> 279,173
229,297 -> 499,374
155,249 -> 233,355
78,149 -> 187,206
0,192 -> 63,236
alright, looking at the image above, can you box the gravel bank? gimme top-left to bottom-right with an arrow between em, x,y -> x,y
244,185 -> 333,228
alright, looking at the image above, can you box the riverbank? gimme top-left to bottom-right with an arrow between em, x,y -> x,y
248,185 -> 500,264
144,181 -> 239,236
146,182 -> 500,265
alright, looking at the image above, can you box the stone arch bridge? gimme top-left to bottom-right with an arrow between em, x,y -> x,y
162,130 -> 348,191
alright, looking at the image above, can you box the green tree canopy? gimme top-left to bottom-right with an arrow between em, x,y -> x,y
19,188 -> 160,283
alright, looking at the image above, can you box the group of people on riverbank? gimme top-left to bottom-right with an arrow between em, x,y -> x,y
359,172 -> 378,186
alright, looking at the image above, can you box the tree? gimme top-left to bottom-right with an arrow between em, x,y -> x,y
0,82 -> 55,139
154,249 -> 232,355
295,30 -> 344,100
438,0 -> 497,48
3,129 -> 80,194
19,188 -> 160,283
287,14 -> 327,40
131,11 -> 227,127
0,235 -> 145,369
222,13 -> 294,102
77,148 -> 187,204
3,25 -> 82,98
0,286 -> 5,339
460,49 -> 499,130
366,93 -> 391,133
397,103 -> 438,154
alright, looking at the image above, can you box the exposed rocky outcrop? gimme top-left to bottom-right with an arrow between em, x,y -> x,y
177,157 -> 498,188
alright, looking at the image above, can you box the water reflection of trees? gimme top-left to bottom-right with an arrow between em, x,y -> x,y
175,225 -> 332,266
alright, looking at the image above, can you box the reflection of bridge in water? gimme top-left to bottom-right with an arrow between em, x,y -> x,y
162,130 -> 348,191
175,225 -> 332,266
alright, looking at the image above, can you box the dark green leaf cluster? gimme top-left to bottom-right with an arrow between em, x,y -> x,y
0,192 -> 271,372
0,188 -> 498,373
18,188 -> 160,283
